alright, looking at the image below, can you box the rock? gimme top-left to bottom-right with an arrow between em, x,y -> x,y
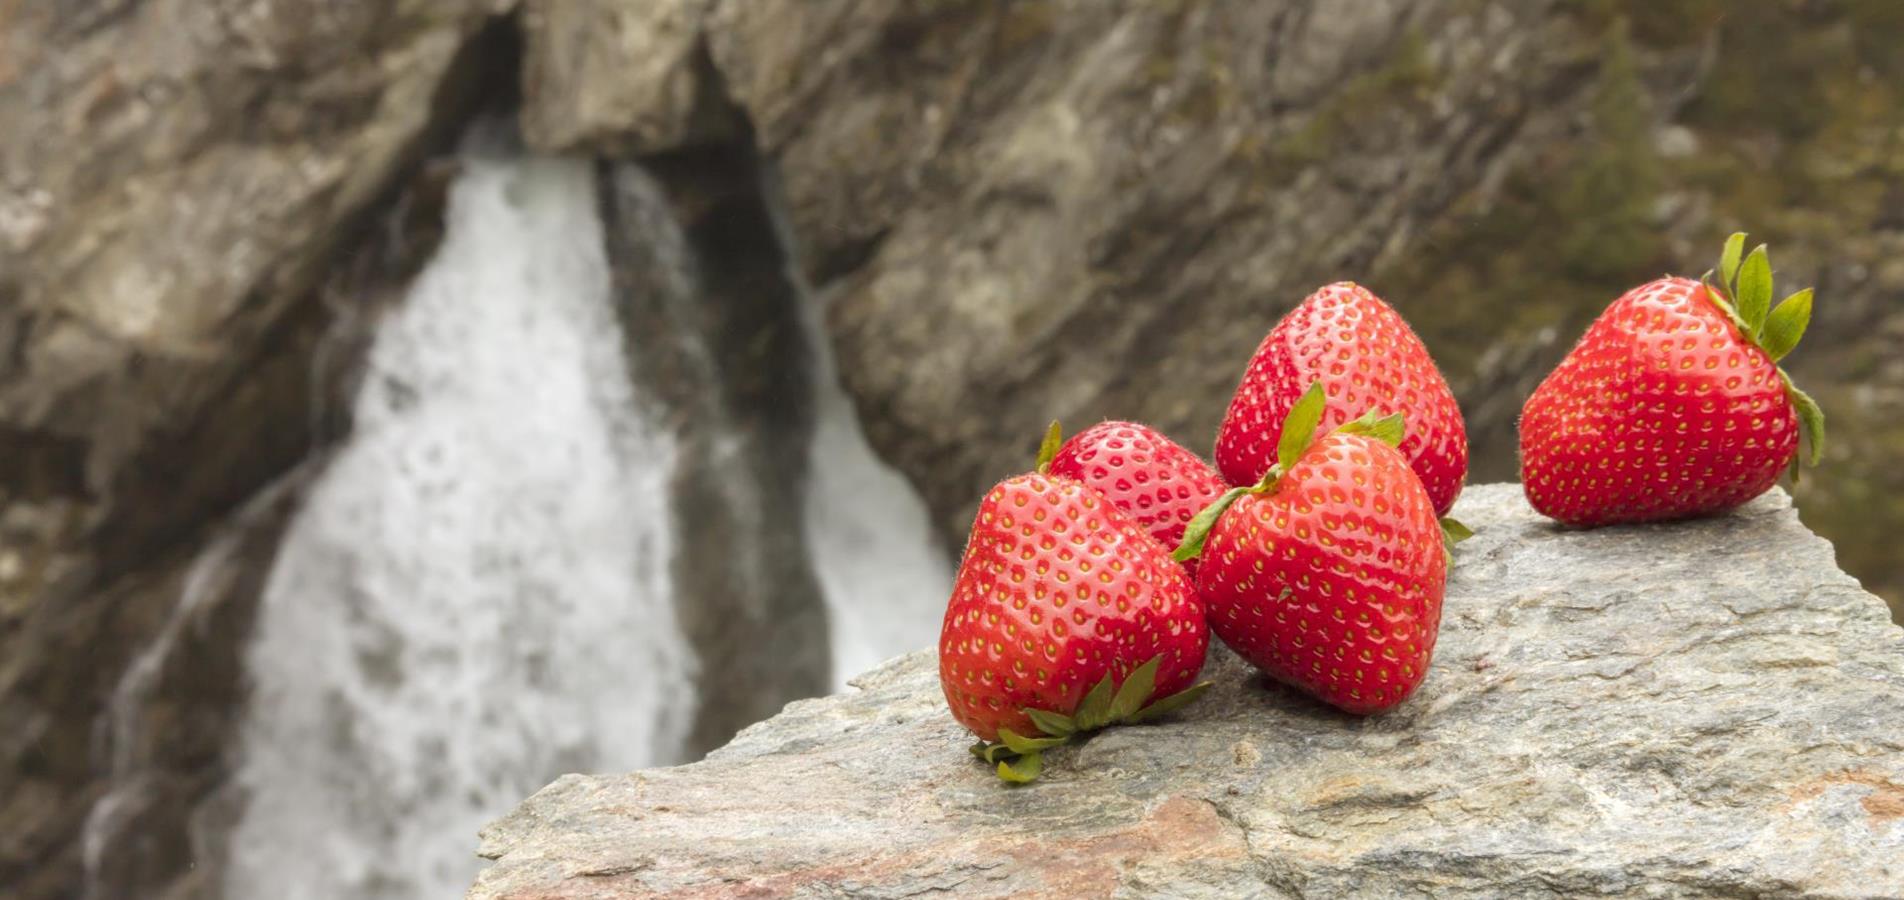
520,0 -> 737,155
471,485 -> 1904,898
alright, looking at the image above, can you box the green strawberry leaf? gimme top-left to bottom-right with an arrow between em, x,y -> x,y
1719,232 -> 1746,290
1023,708 -> 1077,738
1701,276 -> 1750,334
1125,681 -> 1213,725
1337,410 -> 1406,447
1173,484 -> 1251,562
1108,657 -> 1160,722
1073,671 -> 1117,731
997,727 -> 1068,755
1277,381 -> 1328,471
1735,244 -> 1773,340
996,750 -> 1043,783
1761,288 -> 1812,362
1440,516 -> 1473,548
1781,370 -> 1826,468
1035,420 -> 1064,474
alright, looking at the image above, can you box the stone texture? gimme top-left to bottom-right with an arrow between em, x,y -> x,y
472,485 -> 1904,899
520,0 -> 735,155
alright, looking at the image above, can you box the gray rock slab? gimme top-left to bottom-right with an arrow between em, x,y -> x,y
471,484 -> 1904,898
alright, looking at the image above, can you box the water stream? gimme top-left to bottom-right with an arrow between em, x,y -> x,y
204,139 -> 948,897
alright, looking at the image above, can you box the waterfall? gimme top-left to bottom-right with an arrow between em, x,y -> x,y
212,130 -> 953,899
221,146 -> 695,899
781,195 -> 952,688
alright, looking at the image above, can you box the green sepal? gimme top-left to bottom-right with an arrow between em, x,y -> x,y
1277,381 -> 1328,471
1337,410 -> 1406,447
1700,276 -> 1750,335
1719,232 -> 1746,288
1761,288 -> 1812,361
971,654 -> 1215,785
997,727 -> 1068,755
1035,420 -> 1064,474
1125,681 -> 1213,725
1023,708 -> 1077,738
1734,244 -> 1773,340
1173,484 -> 1252,562
1780,369 -> 1826,468
1440,516 -> 1473,550
996,751 -> 1043,783
1108,657 -> 1160,721
1072,671 -> 1117,731
970,742 -> 1017,764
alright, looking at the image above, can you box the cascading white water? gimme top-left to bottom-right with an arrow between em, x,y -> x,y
218,132 -> 954,899
793,285 -> 952,689
221,146 -> 695,899
803,373 -> 954,689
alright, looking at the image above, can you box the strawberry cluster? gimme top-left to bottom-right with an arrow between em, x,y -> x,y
937,234 -> 1822,783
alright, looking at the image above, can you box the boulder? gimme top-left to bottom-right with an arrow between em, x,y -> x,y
472,485 -> 1904,898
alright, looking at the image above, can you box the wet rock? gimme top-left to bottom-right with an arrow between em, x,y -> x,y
472,486 -> 1904,898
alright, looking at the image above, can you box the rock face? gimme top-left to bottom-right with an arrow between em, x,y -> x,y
551,0 -> 1904,612
472,485 -> 1904,899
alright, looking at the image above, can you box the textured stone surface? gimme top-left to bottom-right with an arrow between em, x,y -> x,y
520,0 -> 734,155
472,485 -> 1904,899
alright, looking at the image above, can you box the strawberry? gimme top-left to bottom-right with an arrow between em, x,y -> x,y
938,463 -> 1211,782
1213,282 -> 1469,523
1042,421 -> 1230,578
1179,382 -> 1447,714
1519,233 -> 1825,526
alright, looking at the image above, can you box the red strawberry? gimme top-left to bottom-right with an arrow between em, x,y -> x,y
1179,382 -> 1447,714
1520,234 -> 1825,526
1043,421 -> 1229,578
1213,282 -> 1468,519
938,470 -> 1211,782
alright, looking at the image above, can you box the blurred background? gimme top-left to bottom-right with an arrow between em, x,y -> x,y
3,1 -> 1901,898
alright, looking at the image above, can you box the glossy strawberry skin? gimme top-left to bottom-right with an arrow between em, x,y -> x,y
1196,432 -> 1447,714
1520,277 -> 1800,526
938,474 -> 1209,742
1214,282 -> 1468,517
1046,422 -> 1229,578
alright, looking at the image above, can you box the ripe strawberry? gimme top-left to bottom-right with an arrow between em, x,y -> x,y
1520,234 -> 1825,526
1179,382 -> 1447,714
1213,282 -> 1468,520
1043,421 -> 1229,578
938,469 -> 1210,782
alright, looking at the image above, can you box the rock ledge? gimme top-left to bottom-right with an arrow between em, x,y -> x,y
472,485 -> 1904,899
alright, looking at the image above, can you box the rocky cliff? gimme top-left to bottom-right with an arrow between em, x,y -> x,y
472,486 -> 1904,899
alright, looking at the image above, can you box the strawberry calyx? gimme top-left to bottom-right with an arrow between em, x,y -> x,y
1700,233 -> 1826,476
1177,382 -> 1416,562
968,655 -> 1213,784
